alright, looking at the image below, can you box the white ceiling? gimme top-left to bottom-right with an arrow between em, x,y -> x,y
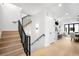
47,3 -> 79,19
13,3 -> 53,15
13,3 -> 79,19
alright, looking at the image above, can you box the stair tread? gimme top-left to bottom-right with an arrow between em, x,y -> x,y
15,50 -> 26,56
0,48 -> 24,56
17,52 -> 26,56
0,37 -> 20,42
0,39 -> 21,48
0,39 -> 21,44
0,44 -> 23,54
0,43 -> 22,50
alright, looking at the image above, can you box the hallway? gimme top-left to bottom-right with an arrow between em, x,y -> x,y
32,37 -> 79,56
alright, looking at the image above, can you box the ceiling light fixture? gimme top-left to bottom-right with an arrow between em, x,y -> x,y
65,13 -> 69,15
58,3 -> 62,7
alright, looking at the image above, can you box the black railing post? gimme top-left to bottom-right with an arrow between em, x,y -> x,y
28,36 -> 31,56
18,20 -> 31,56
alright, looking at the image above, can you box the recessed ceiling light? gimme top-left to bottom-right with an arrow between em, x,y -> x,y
58,3 -> 62,7
65,13 -> 69,15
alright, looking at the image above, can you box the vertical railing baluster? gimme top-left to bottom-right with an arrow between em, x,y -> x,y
18,20 -> 31,56
28,36 -> 31,56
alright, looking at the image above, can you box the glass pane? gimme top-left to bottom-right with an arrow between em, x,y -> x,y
69,24 -> 73,33
74,24 -> 79,32
65,25 -> 68,34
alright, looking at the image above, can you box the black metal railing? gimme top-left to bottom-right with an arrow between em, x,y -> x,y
18,20 -> 31,56
31,34 -> 45,45
18,20 -> 45,56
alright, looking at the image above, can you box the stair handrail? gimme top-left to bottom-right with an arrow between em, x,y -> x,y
22,15 -> 32,27
31,34 -> 45,45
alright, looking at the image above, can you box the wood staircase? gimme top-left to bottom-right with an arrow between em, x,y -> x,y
0,31 -> 26,56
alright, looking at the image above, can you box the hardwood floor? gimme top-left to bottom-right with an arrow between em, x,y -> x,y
32,37 -> 79,56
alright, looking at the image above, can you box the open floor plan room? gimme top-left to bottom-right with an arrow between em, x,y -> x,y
0,3 -> 79,56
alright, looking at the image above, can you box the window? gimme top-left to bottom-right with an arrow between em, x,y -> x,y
64,25 -> 68,34
64,23 -> 79,34
69,24 -> 74,33
74,24 -> 79,32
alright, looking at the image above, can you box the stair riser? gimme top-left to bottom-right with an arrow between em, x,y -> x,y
2,32 -> 19,35
1,37 -> 19,40
2,31 -> 18,33
2,34 -> 19,38
0,37 -> 20,42
1,35 -> 20,39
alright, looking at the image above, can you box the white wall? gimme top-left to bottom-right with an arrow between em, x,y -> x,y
0,7 -> 2,38
31,10 -> 45,52
0,6 -> 3,30
31,9 -> 58,51
0,4 -> 22,31
31,11 -> 45,43
44,10 -> 57,47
